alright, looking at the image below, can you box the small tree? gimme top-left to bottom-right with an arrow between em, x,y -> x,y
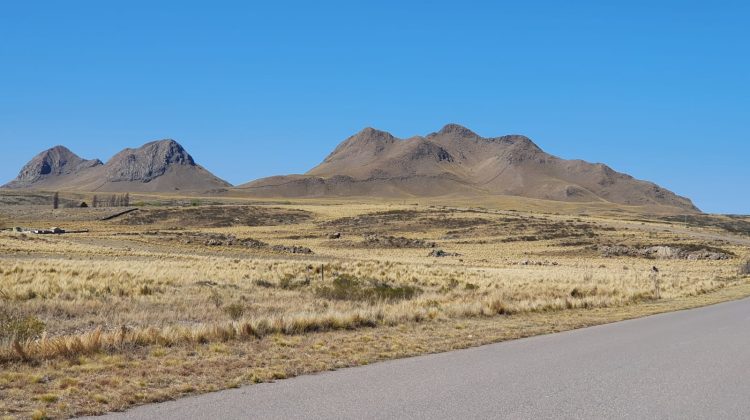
92,195 -> 98,208
52,192 -> 59,209
123,193 -> 130,207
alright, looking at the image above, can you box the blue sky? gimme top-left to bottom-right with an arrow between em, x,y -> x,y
1,1 -> 747,213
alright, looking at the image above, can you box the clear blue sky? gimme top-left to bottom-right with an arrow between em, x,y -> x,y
1,1 -> 747,213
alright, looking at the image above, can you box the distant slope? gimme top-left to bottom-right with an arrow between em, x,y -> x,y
237,124 -> 698,212
3,140 -> 231,192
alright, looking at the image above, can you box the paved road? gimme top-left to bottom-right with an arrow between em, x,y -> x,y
94,298 -> 750,419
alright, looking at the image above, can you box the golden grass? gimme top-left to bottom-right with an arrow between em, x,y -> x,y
1,252 -> 741,364
0,197 -> 748,418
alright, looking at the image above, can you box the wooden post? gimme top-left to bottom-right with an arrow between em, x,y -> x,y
651,266 -> 660,299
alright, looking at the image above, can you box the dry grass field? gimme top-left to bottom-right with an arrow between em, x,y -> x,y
1,191 -> 749,418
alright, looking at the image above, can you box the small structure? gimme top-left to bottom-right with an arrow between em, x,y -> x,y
32,227 -> 66,234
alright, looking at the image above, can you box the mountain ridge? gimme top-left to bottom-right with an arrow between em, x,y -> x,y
3,139 -> 230,192
239,124 -> 699,212
3,126 -> 699,212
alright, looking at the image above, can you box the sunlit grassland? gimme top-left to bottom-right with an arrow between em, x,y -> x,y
1,198 -> 748,418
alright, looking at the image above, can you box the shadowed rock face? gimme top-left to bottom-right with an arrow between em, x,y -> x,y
3,140 -> 230,192
105,140 -> 195,182
239,124 -> 699,212
5,146 -> 102,188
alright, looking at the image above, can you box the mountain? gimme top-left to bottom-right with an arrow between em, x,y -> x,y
3,140 -> 231,192
4,146 -> 103,189
237,124 -> 698,212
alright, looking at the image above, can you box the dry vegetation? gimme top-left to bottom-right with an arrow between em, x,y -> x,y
1,192 -> 749,418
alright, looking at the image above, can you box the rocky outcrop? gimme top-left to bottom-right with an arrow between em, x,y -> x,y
428,249 -> 460,257
598,245 -> 731,260
362,234 -> 436,248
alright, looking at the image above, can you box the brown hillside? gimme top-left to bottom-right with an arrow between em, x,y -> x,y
237,124 -> 698,212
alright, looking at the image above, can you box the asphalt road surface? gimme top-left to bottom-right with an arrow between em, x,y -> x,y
93,297 -> 750,419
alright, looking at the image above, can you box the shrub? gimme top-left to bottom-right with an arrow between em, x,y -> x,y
0,309 -> 46,341
208,289 -> 223,308
279,274 -> 310,290
439,278 -> 461,293
253,279 -> 275,288
315,274 -> 360,300
315,274 -> 421,302
39,393 -> 59,403
740,260 -> 750,276
31,410 -> 49,420
223,303 -> 245,320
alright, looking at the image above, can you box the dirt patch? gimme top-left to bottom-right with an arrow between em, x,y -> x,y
138,231 -> 267,248
661,214 -> 750,236
319,210 -> 423,231
118,205 -> 312,228
325,234 -> 437,249
139,231 -> 312,254
320,209 -> 492,234
421,217 -> 492,229
443,216 -> 605,241
361,234 -> 436,249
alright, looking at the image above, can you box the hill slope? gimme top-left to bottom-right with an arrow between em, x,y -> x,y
3,140 -> 230,192
237,124 -> 698,212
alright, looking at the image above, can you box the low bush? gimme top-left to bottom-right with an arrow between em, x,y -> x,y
279,274 -> 310,290
253,279 -> 275,288
315,274 -> 421,302
0,309 -> 46,341
740,260 -> 750,276
223,303 -> 245,320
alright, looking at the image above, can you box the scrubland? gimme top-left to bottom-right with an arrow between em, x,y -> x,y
1,194 -> 748,418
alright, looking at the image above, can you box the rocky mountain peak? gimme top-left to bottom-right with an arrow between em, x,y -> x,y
5,145 -> 102,188
105,139 -> 196,182
352,127 -> 396,143
321,128 -> 397,164
435,123 -> 479,139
